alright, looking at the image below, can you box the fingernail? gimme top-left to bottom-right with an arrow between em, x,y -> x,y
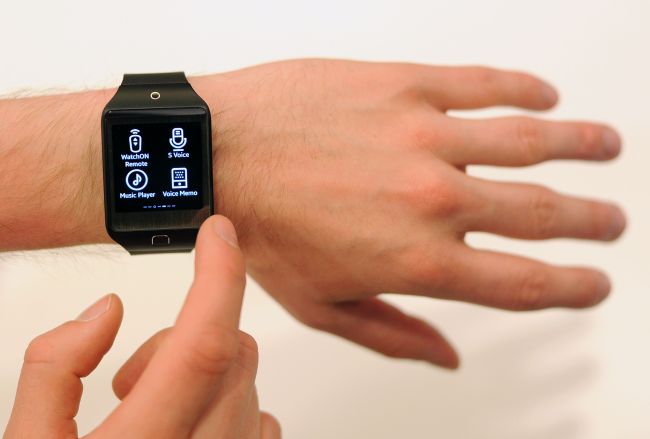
213,216 -> 239,248
76,294 -> 112,322
602,128 -> 621,158
542,84 -> 559,106
429,353 -> 460,370
607,207 -> 627,240
595,274 -> 612,300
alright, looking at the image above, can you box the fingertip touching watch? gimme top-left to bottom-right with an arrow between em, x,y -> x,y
101,72 -> 213,254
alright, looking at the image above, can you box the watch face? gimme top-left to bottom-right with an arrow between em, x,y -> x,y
103,108 -> 212,231
111,122 -> 203,212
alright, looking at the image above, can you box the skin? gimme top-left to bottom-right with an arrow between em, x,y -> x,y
198,60 -> 627,367
0,59 -> 626,369
3,216 -> 281,439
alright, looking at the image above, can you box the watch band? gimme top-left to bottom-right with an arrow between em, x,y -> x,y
104,72 -> 212,255
104,72 -> 208,112
122,72 -> 188,86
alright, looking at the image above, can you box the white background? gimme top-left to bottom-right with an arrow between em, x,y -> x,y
0,1 -> 648,438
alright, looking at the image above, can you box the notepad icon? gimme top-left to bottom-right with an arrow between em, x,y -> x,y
171,168 -> 188,189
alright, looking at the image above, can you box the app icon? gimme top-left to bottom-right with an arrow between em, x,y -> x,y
169,127 -> 187,149
129,129 -> 142,153
171,167 -> 188,189
126,169 -> 148,191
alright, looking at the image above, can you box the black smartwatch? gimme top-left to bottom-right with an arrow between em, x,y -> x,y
101,72 -> 214,254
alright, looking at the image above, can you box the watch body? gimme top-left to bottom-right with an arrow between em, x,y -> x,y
101,72 -> 213,254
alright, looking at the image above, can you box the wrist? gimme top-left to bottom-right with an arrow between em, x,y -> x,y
190,73 -> 253,246
0,72 -> 238,252
75,89 -> 115,246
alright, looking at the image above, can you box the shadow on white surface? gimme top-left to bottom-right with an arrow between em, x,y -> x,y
260,308 -> 596,439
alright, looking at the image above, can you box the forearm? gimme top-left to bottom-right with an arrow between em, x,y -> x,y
0,75 -> 226,251
0,87 -> 111,250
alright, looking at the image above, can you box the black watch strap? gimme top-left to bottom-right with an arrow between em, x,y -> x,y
122,72 -> 188,86
104,72 -> 211,255
104,72 -> 209,112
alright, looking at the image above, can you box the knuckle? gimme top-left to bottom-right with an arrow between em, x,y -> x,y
201,257 -> 247,291
400,172 -> 464,218
260,412 -> 282,438
151,327 -> 172,346
399,248 -> 449,290
512,268 -> 550,310
227,268 -> 247,292
236,332 -> 260,373
181,327 -> 240,377
470,67 -> 500,91
297,306 -> 335,332
401,114 -> 440,150
514,118 -> 547,164
24,333 -> 55,364
575,124 -> 600,157
394,62 -> 426,84
530,187 -> 559,237
226,253 -> 247,285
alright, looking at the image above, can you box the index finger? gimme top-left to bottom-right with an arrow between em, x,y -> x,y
98,216 -> 246,438
420,66 -> 559,111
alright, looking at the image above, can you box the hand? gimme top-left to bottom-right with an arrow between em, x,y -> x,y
200,59 -> 626,368
3,216 -> 280,439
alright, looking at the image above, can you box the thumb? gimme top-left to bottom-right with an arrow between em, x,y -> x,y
4,294 -> 123,439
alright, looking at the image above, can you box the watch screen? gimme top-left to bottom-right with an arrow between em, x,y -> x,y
111,122 -> 204,212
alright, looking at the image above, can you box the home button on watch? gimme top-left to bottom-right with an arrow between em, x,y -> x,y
151,235 -> 171,246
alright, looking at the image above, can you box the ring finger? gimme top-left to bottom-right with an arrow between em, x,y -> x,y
439,245 -> 612,311
463,177 -> 626,241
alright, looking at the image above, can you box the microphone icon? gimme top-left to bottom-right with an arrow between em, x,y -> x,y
169,127 -> 187,149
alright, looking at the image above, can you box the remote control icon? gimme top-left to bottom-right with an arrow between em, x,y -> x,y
129,129 -> 142,153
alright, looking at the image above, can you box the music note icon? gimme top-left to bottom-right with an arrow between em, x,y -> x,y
126,169 -> 148,191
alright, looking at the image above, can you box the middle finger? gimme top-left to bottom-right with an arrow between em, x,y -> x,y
439,116 -> 621,167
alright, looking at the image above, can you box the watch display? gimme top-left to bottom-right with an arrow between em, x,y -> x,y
111,121 -> 203,212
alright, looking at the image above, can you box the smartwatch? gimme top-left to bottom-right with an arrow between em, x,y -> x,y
101,72 -> 214,254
